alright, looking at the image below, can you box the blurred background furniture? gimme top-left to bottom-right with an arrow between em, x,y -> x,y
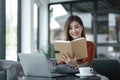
0,70 -> 6,80
93,58 -> 120,80
0,60 -> 24,80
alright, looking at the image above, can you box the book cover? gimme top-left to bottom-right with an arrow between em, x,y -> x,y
54,37 -> 88,62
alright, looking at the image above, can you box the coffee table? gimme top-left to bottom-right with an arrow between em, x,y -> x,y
19,74 -> 101,80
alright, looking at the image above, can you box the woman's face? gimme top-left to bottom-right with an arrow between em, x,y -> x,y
69,21 -> 83,39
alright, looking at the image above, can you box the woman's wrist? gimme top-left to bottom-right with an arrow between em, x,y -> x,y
74,64 -> 80,69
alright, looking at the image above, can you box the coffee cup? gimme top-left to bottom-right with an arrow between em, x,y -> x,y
79,67 -> 93,74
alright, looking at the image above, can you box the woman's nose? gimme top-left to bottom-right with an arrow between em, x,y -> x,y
72,28 -> 76,32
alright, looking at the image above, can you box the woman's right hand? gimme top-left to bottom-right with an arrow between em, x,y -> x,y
59,52 -> 78,68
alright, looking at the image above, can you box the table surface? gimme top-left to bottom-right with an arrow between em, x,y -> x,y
20,74 -> 101,80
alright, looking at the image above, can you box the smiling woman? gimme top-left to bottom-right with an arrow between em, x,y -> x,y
55,15 -> 94,68
53,15 -> 109,80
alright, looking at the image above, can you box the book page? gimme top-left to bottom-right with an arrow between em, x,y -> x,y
71,38 -> 88,59
54,38 -> 88,62
54,41 -> 73,62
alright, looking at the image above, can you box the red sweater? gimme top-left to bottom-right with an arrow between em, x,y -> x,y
80,41 -> 96,67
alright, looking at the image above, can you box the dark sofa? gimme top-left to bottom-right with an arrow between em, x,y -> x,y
93,58 -> 120,80
0,60 -> 24,80
0,70 -> 6,80
0,58 -> 120,80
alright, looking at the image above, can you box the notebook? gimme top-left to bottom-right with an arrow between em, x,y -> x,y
18,53 -> 66,77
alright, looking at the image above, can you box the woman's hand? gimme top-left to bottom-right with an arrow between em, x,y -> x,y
59,52 -> 78,68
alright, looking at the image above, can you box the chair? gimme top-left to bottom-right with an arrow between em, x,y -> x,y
0,70 -> 6,80
93,58 -> 120,80
0,60 -> 24,80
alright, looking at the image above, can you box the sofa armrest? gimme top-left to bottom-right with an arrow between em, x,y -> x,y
92,58 -> 120,80
0,60 -> 24,80
0,70 -> 6,80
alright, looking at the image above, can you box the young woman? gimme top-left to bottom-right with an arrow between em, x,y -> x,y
54,15 -> 109,80
56,15 -> 95,68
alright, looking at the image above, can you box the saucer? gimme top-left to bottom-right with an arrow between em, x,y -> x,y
75,73 -> 94,77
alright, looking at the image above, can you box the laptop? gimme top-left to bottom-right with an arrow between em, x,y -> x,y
22,76 -> 52,80
18,53 -> 66,77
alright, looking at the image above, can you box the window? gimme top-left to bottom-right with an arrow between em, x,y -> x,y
49,0 -> 120,59
6,0 -> 18,61
34,3 -> 39,52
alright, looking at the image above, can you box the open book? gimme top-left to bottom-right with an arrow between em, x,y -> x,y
54,37 -> 88,62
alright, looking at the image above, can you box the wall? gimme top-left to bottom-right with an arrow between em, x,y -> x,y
21,0 -> 49,53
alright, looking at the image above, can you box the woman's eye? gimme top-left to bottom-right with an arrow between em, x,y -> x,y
75,26 -> 79,28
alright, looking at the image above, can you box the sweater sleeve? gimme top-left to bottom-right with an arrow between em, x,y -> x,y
80,41 -> 96,67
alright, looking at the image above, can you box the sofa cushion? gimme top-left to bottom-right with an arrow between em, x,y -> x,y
93,58 -> 120,80
0,60 -> 24,80
0,71 -> 6,80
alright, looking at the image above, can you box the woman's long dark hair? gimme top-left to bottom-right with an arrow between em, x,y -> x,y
64,15 -> 86,41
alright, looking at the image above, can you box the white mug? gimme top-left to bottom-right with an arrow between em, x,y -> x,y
79,67 -> 93,74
